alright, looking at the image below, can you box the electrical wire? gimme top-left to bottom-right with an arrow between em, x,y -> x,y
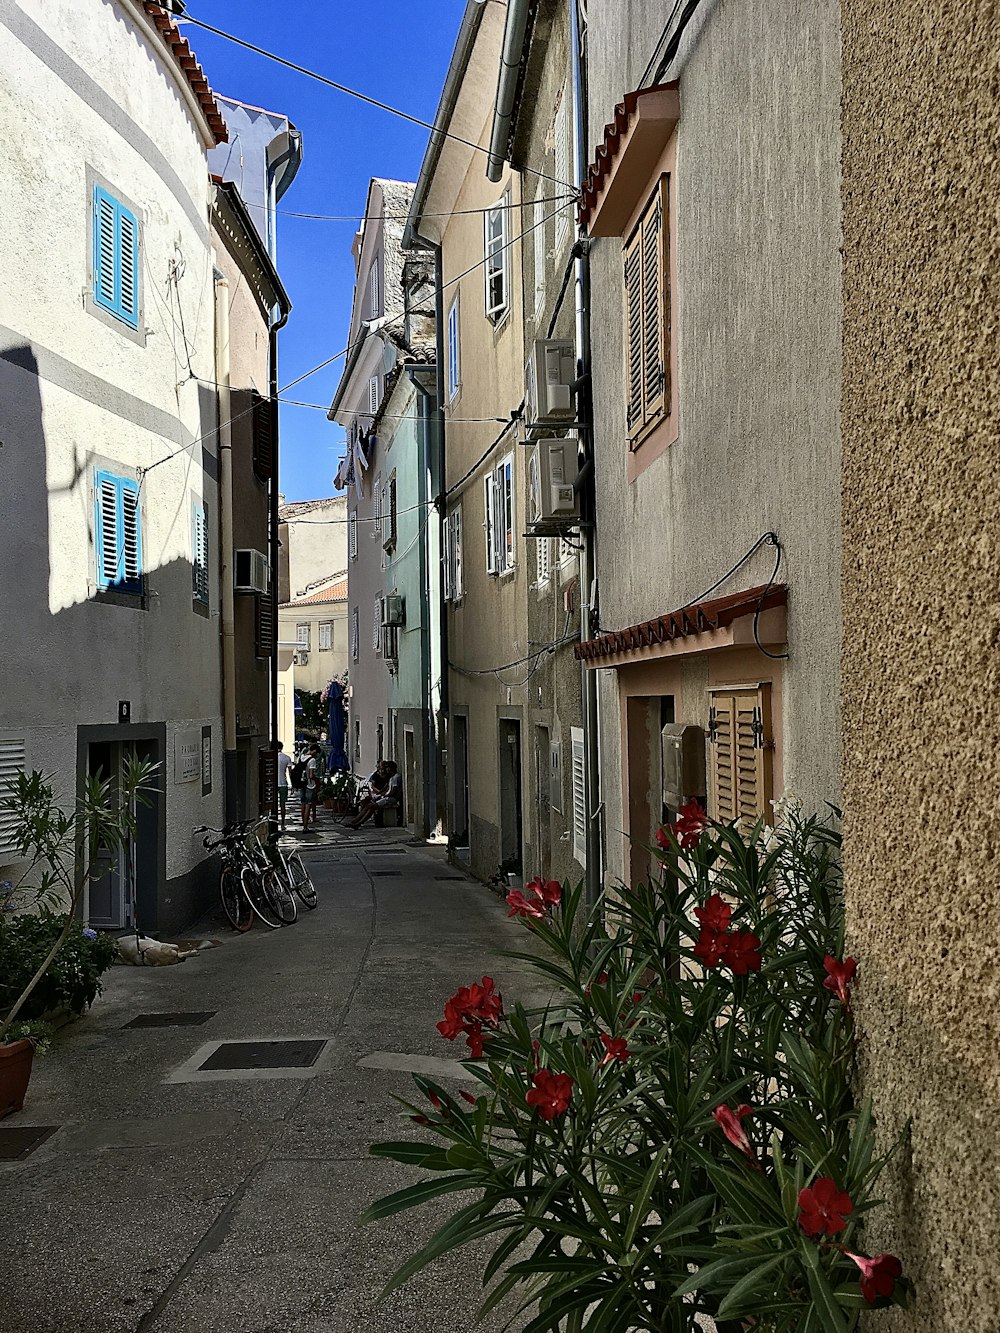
152,2 -> 578,192
242,195 -> 577,224
438,405 -> 524,506
449,631 -> 578,681
752,535 -> 789,660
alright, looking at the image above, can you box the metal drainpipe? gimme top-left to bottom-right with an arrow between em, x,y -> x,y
408,368 -> 437,839
214,272 -> 238,823
570,0 -> 603,907
268,308 -> 289,835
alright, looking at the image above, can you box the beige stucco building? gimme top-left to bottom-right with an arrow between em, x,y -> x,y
580,0 -> 842,890
279,577 -> 348,697
840,1 -> 1000,1327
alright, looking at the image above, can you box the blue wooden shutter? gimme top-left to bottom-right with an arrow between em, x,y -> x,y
95,472 -> 119,589
120,480 -> 142,590
96,472 -> 142,593
93,186 -> 139,329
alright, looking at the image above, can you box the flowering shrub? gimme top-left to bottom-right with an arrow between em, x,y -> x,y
366,808 -> 912,1331
0,912 -> 118,1021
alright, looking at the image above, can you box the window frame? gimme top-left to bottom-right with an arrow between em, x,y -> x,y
191,499 -> 209,606
623,174 -> 670,450
444,506 -> 464,602
351,607 -> 360,662
349,509 -> 358,560
318,621 -> 334,651
383,473 -> 397,553
91,181 -> 141,333
484,189 -> 511,325
296,622 -> 311,651
484,454 -> 516,577
447,293 -> 461,400
369,258 -> 381,317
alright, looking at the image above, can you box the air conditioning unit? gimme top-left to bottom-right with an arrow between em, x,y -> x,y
524,339 -> 575,437
234,548 -> 270,595
381,593 -> 404,626
527,437 -> 580,536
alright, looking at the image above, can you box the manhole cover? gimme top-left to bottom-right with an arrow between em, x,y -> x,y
371,871 -> 401,877
198,1040 -> 326,1071
0,1126 -> 58,1161
363,849 -> 405,856
123,1012 -> 216,1029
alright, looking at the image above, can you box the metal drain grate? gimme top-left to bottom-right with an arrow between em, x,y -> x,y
124,1011 -> 216,1029
363,849 -> 405,856
0,1126 -> 58,1161
198,1039 -> 326,1071
371,870 -> 402,877
434,876 -> 466,882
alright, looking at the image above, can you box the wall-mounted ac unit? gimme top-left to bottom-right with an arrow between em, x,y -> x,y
524,339 -> 575,437
381,593 -> 404,626
234,548 -> 270,595
527,437 -> 580,535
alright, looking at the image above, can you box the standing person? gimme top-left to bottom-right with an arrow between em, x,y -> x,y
276,742 -> 292,832
300,742 -> 320,833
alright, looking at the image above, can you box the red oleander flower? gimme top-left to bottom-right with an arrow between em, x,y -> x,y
469,976 -> 503,1025
671,797 -> 707,849
526,876 -> 562,906
438,979 -> 503,1056
845,1252 -> 903,1305
436,1001 -> 466,1041
507,888 -> 545,920
693,925 -> 728,968
797,1177 -> 854,1237
465,1025 -> 485,1059
525,1068 -> 574,1120
655,826 -> 671,850
695,893 -> 732,933
711,1103 -> 756,1161
823,955 -> 858,1005
724,930 -> 762,975
459,1089 -> 478,1105
598,1033 -> 630,1066
584,971 -> 609,996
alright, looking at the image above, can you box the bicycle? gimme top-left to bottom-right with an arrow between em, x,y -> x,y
265,832 -> 318,911
196,821 -> 296,929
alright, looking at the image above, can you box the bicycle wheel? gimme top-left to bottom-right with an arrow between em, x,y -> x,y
287,852 -> 318,910
242,865 -> 282,929
261,864 -> 297,925
220,865 -> 253,932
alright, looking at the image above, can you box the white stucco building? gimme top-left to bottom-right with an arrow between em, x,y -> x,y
0,0 -> 231,931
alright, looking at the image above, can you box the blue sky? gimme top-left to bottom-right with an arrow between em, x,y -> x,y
186,2 -> 467,500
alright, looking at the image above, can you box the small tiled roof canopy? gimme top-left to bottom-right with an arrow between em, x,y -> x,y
577,82 -> 678,229
575,584 -> 787,663
282,580 -> 349,609
141,2 -> 228,145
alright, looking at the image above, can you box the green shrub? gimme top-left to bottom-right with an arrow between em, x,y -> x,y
367,805 -> 913,1332
0,912 -> 118,1020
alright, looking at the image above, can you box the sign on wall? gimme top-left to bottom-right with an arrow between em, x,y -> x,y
174,729 -> 201,784
201,724 -> 213,796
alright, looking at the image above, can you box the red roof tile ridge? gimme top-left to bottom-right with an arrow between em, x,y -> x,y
140,2 -> 228,146
578,81 -> 679,227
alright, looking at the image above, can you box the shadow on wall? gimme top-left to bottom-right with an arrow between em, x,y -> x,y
0,344 -> 221,931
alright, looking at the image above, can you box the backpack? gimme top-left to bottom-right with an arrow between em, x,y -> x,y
289,760 -> 306,790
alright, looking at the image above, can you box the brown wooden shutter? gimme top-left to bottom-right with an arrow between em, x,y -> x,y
640,190 -> 665,425
624,230 -> 644,433
252,391 -> 275,481
255,592 -> 274,658
709,686 -> 772,822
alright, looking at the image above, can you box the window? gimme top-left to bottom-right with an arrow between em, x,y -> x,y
374,473 -> 383,537
555,88 -> 572,253
351,607 -> 359,662
444,506 -> 463,602
373,593 -> 383,654
255,593 -> 274,658
349,509 -> 358,559
623,176 -> 669,445
447,294 -> 461,399
484,190 -> 511,323
383,473 -> 397,552
0,738 -> 26,858
251,391 -> 275,480
533,195 -> 547,317
296,623 -> 310,651
484,454 -> 515,576
192,501 -> 208,605
319,621 -> 333,651
571,726 -> 586,866
368,375 -> 380,417
93,184 -> 139,329
95,470 -> 142,594
369,259 -> 381,317
535,536 -> 552,586
708,685 -> 773,822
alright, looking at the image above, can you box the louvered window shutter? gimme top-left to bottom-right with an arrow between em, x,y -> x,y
373,594 -> 382,652
192,503 -> 208,603
118,207 -> 139,327
94,189 -> 117,314
484,474 -> 498,574
120,481 -> 142,590
623,230 -> 644,433
93,186 -> 139,329
0,738 -> 26,858
96,474 -> 120,588
255,592 -> 274,658
252,391 -> 275,480
571,727 -> 586,866
454,507 -> 463,598
640,192 -> 665,423
387,475 -> 397,548
709,688 -> 772,822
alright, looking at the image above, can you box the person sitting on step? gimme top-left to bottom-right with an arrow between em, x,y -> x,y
347,760 -> 401,829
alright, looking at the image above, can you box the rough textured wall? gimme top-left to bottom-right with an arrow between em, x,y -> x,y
840,3 -> 1000,1328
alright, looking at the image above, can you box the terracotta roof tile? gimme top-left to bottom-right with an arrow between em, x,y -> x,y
281,579 -> 348,608
578,82 -> 677,228
575,584 -> 787,663
141,3 -> 228,146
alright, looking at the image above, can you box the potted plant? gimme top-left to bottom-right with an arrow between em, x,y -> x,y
330,770 -> 359,815
0,760 -> 155,1117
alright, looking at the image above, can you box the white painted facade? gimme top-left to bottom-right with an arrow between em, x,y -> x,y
0,0 -> 228,930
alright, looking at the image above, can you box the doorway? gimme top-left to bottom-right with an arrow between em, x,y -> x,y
534,726 -> 552,880
451,713 -> 470,845
498,718 -> 523,871
85,737 -> 160,931
624,694 -> 674,891
403,727 -> 417,828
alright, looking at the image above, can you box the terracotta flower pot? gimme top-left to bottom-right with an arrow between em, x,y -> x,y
0,1039 -> 34,1119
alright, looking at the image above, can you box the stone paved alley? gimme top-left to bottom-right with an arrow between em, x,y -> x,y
0,828 -> 539,1332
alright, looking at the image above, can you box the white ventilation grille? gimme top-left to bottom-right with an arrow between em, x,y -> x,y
571,727 -> 585,867
0,739 -> 26,859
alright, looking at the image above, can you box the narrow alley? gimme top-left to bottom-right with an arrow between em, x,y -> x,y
0,832 -> 536,1332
